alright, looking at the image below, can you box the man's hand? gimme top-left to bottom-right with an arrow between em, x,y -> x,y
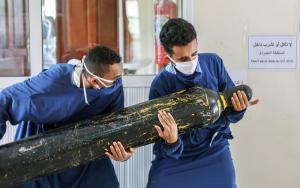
231,90 -> 259,112
105,142 -> 135,162
154,111 -> 178,144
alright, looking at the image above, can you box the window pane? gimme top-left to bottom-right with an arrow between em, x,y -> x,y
43,0 -> 120,68
14,0 -> 27,48
0,0 -> 30,77
123,0 -> 179,75
42,0 -> 180,75
42,0 -> 56,66
0,0 -> 7,48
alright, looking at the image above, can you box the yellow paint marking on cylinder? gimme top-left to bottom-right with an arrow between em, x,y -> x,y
205,95 -> 209,107
176,90 -> 186,94
217,99 -> 222,117
217,99 -> 221,111
178,124 -> 189,129
220,95 -> 228,109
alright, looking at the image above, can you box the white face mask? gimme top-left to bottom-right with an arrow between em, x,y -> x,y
82,56 -> 116,88
168,55 -> 198,75
81,56 -> 117,105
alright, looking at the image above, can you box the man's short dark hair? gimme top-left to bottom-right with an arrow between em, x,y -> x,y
83,45 -> 121,77
159,18 -> 197,55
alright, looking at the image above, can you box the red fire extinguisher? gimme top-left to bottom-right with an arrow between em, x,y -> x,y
154,0 -> 177,72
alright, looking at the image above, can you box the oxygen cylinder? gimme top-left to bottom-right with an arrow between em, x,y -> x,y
0,84 -> 252,187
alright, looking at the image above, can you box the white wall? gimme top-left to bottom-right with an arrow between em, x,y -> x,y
192,0 -> 300,188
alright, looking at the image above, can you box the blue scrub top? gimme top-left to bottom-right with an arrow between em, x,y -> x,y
147,53 -> 245,188
0,64 -> 124,188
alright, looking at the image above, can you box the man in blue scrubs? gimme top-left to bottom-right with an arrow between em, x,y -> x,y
0,45 -> 135,188
147,18 -> 259,188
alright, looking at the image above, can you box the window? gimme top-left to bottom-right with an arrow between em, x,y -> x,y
0,1 -> 7,49
42,0 -> 181,75
0,0 -> 30,77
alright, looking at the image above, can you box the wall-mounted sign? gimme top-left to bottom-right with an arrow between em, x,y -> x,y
248,35 -> 297,69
